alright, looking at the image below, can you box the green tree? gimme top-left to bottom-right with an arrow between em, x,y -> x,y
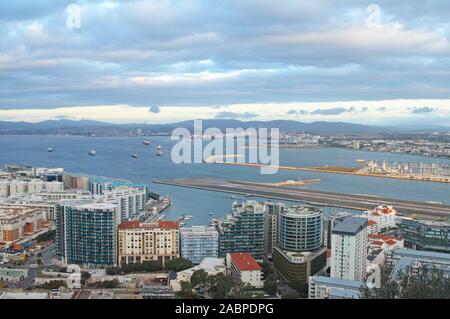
106,267 -> 121,276
281,290 -> 299,299
81,271 -> 91,286
362,265 -> 450,299
264,277 -> 278,295
175,281 -> 196,299
289,280 -> 308,298
209,273 -> 235,299
165,257 -> 193,272
190,269 -> 208,287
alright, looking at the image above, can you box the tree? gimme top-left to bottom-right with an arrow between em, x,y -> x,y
175,281 -> 196,299
281,290 -> 299,299
289,280 -> 308,298
190,269 -> 208,287
362,265 -> 450,299
262,261 -> 273,277
81,271 -> 91,286
264,277 -> 278,296
89,279 -> 119,289
106,267 -> 121,276
165,257 -> 193,272
209,273 -> 234,299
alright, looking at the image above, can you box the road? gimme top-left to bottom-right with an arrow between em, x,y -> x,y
154,178 -> 450,218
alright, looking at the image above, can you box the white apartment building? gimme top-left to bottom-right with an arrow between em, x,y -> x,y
96,186 -> 146,221
357,205 -> 398,235
331,217 -> 368,281
226,253 -> 264,289
3,180 -> 64,197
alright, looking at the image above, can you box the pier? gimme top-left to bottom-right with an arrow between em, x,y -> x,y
153,178 -> 450,218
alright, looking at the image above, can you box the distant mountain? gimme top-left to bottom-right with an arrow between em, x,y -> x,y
0,118 -> 447,135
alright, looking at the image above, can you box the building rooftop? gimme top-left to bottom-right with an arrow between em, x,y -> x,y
230,253 -> 262,271
333,217 -> 367,235
311,276 -> 364,289
118,220 -> 179,230
392,248 -> 450,261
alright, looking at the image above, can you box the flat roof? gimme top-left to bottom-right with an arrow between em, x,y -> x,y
311,276 -> 363,289
333,217 -> 367,235
392,248 -> 450,261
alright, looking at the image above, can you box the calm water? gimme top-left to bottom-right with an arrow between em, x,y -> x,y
0,135 -> 448,225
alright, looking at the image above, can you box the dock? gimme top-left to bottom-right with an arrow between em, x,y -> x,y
153,177 -> 450,218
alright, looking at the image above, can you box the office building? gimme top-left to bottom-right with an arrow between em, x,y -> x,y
331,217 -> 368,281
226,252 -> 264,288
118,220 -> 179,266
217,200 -> 265,260
56,201 -> 119,267
400,218 -> 450,253
180,226 -> 219,264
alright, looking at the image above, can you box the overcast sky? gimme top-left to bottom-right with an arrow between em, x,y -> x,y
1,0 -> 450,125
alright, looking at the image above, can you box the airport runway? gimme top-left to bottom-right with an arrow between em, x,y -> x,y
154,177 -> 450,218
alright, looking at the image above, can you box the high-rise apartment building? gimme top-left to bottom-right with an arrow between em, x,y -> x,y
118,220 -> 179,266
331,217 -> 368,281
264,202 -> 285,259
56,201 -> 120,267
180,226 -> 219,264
217,200 -> 265,260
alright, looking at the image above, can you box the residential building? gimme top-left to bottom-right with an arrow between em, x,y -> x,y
217,200 -> 265,260
308,276 -> 363,299
170,257 -> 226,292
400,218 -> 450,253
96,186 -> 147,221
226,252 -> 264,288
273,206 -> 327,283
358,205 -> 398,234
264,202 -> 285,259
388,248 -> 450,276
55,201 -> 120,267
180,226 -> 219,264
0,206 -> 44,244
118,220 -> 179,266
331,217 -> 368,281
0,268 -> 28,282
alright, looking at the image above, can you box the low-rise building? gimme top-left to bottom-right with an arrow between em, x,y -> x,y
226,253 -> 263,289
388,248 -> 450,276
0,268 -> 28,282
400,218 -> 450,253
358,205 -> 397,235
308,276 -> 363,299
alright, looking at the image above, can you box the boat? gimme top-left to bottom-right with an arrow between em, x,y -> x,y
143,140 -> 150,145
131,153 -> 140,159
88,149 -> 96,156
209,212 -> 213,216
156,146 -> 163,157
47,148 -> 54,152
355,159 -> 366,164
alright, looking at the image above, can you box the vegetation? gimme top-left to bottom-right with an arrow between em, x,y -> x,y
175,281 -> 197,299
288,280 -> 309,298
88,279 -> 120,289
34,230 -> 56,242
35,280 -> 66,290
281,290 -> 299,299
190,269 -> 209,287
263,276 -> 278,296
105,261 -> 163,275
164,257 -> 194,272
81,271 -> 91,286
362,265 -> 450,299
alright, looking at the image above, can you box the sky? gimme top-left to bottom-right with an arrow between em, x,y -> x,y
0,0 -> 450,126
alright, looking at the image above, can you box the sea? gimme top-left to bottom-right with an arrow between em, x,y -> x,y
0,135 -> 448,225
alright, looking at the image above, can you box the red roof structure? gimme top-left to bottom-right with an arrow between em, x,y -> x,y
230,253 -> 262,271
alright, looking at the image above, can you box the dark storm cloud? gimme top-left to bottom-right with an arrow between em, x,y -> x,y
0,0 -> 450,116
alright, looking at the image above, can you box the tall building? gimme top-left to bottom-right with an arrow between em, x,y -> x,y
264,202 -> 285,259
0,206 -> 44,244
96,186 -> 147,221
180,226 -> 219,264
331,217 -> 368,281
400,218 -> 449,253
56,201 -> 120,267
118,220 -> 179,266
273,206 -> 327,283
217,200 -> 265,260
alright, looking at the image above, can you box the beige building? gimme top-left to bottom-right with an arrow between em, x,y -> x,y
0,205 -> 44,244
118,220 -> 179,266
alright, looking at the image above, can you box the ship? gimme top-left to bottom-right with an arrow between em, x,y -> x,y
47,147 -> 54,152
156,146 -> 163,157
131,153 -> 140,159
88,149 -> 96,156
143,140 -> 150,145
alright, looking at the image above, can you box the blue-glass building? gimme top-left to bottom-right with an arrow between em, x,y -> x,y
180,226 -> 219,264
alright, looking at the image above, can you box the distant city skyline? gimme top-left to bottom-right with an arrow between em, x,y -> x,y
1,1 -> 450,126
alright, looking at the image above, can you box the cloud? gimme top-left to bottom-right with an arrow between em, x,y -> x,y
213,111 -> 259,120
149,106 -> 161,114
311,107 -> 356,116
287,109 -> 309,116
409,106 -> 435,114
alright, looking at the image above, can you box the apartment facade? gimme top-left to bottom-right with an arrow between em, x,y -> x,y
180,226 -> 219,264
226,252 -> 264,288
118,220 -> 179,266
331,217 -> 368,281
0,206 -> 44,244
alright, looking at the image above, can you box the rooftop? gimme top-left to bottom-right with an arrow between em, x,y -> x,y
333,217 -> 367,235
230,253 -> 262,272
119,220 -> 179,230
